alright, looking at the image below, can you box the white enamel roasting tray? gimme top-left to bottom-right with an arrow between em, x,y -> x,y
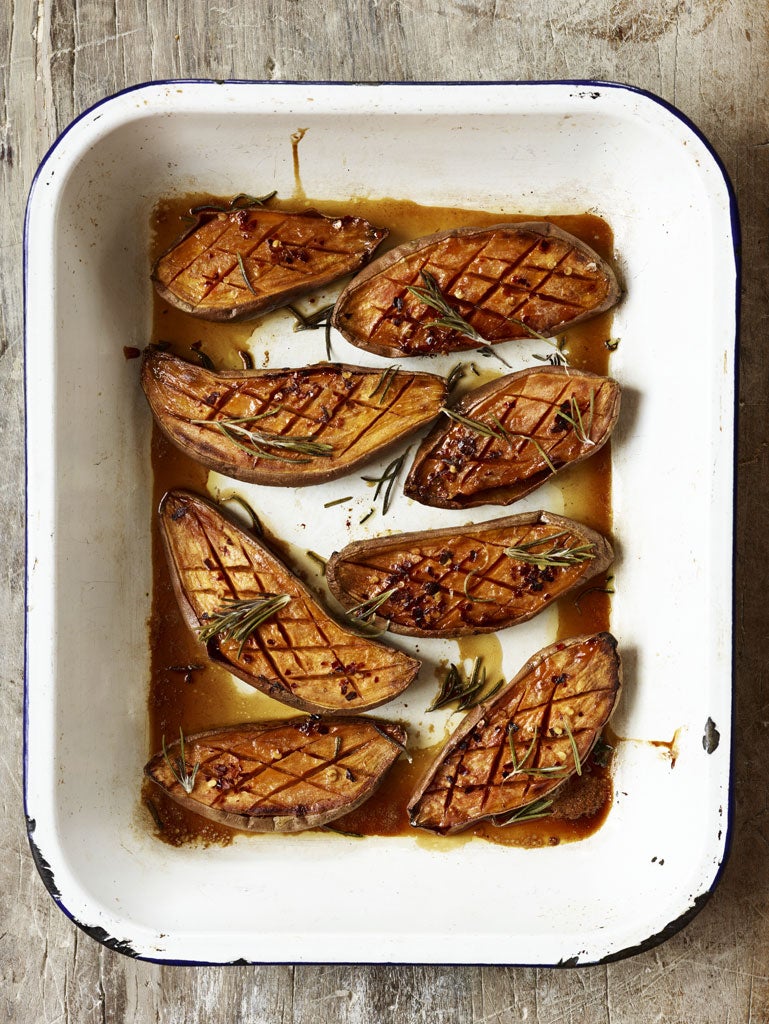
24,81 -> 737,965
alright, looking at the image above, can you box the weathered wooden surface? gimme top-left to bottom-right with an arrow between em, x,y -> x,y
2,0 -> 766,1020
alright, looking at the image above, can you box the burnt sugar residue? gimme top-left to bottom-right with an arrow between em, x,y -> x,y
145,195 -> 617,849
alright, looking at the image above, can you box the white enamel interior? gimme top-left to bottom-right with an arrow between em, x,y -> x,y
24,81 -> 735,965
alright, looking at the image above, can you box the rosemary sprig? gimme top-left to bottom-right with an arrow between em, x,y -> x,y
287,302 -> 335,332
361,448 -> 411,515
505,725 -> 569,779
503,532 -> 596,569
237,252 -> 257,294
197,594 -> 291,655
555,391 -> 595,445
345,586 -> 399,623
189,190 -> 277,215
162,727 -> 200,795
440,408 -> 557,474
368,364 -> 401,405
407,271 -> 549,348
495,797 -> 554,826
476,345 -> 513,368
193,415 -> 334,462
428,657 -> 504,712
532,336 -> 570,367
406,270 -> 486,342
323,495 -> 352,508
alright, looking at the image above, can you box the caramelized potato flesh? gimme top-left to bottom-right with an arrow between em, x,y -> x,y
408,634 -> 621,834
332,221 -> 620,357
159,490 -> 420,714
152,205 -> 387,321
404,366 -> 621,509
146,718 -> 407,832
141,350 -> 447,486
325,511 -> 613,638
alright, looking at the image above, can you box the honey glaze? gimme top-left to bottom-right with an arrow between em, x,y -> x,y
144,194 -> 617,849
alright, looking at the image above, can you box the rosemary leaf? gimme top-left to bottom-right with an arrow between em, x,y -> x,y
345,587 -> 399,623
323,495 -> 352,508
371,723 -> 413,763
574,575 -> 614,613
325,318 -> 333,360
198,594 -> 291,656
321,824 -> 364,838
237,252 -> 257,294
306,550 -> 327,573
555,391 -> 596,445
562,717 -> 582,776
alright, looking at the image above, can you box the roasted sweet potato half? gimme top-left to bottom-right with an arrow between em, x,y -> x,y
141,350 -> 447,486
331,221 -> 620,357
152,203 -> 387,322
325,511 -> 613,638
159,490 -> 420,714
145,717 -> 407,832
404,366 -> 620,509
408,633 -> 621,834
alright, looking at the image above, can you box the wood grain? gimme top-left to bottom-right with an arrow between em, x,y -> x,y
3,0 -> 767,1020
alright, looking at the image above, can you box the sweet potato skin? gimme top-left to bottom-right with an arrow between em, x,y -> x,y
332,221 -> 620,358
404,366 -> 621,509
159,490 -> 421,714
141,350 -> 447,486
145,718 -> 407,832
325,511 -> 613,638
152,205 -> 387,322
408,633 -> 621,834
